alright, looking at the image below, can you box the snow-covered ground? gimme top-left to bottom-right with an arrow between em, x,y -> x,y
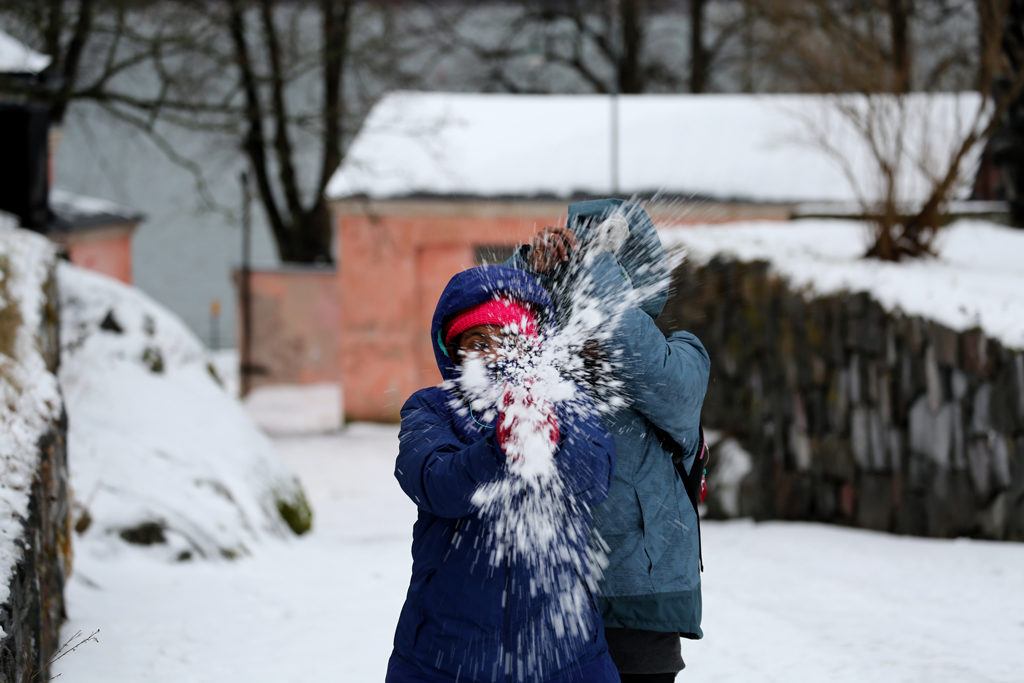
47,215 -> 1024,681
52,414 -> 1024,682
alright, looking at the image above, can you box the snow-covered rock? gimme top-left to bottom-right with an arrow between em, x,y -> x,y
58,264 -> 312,561
0,224 -> 64,645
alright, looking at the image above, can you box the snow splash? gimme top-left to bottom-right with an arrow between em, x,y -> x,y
443,200 -> 687,680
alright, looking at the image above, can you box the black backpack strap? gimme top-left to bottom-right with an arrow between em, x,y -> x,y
653,424 -> 707,572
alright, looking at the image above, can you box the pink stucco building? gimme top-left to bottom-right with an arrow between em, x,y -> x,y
47,190 -> 142,285
335,200 -> 564,420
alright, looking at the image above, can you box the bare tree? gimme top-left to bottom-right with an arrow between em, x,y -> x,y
749,0 -> 1024,260
985,0 -> 1024,225
0,0 -> 157,124
425,1 -> 746,95
1,0 -> 443,263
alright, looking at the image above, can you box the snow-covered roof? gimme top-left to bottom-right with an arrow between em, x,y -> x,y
49,189 -> 144,232
0,29 -> 50,75
327,91 -> 986,205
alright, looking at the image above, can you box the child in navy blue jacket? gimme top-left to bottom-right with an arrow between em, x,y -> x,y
386,265 -> 620,683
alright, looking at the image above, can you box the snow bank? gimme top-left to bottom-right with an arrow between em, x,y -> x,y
58,264 -> 311,561
0,224 -> 61,625
662,218 -> 1024,351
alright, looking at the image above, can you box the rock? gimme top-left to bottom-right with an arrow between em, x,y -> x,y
966,435 -> 995,502
827,369 -> 849,431
119,521 -> 167,545
276,489 -> 313,535
788,422 -> 813,472
141,346 -> 165,373
990,360 -> 1018,433
976,492 -> 1009,539
962,328 -> 993,377
972,384 -> 992,434
851,407 -> 870,469
847,355 -> 862,404
929,321 -> 960,365
925,471 -> 976,537
992,435 -> 1013,490
908,397 -> 953,468
905,316 -> 925,353
868,409 -> 886,471
951,404 -> 966,470
887,428 -> 904,471
925,345 -> 943,411
896,490 -> 928,536
1016,355 -> 1024,425
705,436 -> 753,519
99,309 -> 123,333
951,369 -> 969,401
857,473 -> 893,531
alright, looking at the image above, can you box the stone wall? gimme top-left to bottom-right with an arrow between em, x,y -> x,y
0,240 -> 71,682
661,257 -> 1024,540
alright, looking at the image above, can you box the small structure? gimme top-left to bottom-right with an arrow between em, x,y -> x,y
0,29 -> 143,284
46,190 -> 142,284
324,91 -> 990,421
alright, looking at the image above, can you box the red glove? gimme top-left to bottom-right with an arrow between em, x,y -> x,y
496,385 -> 559,460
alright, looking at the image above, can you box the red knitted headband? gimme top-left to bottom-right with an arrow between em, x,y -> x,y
444,298 -> 538,347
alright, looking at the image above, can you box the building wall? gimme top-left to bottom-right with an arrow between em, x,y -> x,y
59,226 -> 135,284
335,200 -> 572,421
236,266 -> 339,392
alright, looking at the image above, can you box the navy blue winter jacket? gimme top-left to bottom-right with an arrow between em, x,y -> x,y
387,266 -> 619,683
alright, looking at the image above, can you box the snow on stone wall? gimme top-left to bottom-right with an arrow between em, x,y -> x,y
0,224 -> 69,682
663,239 -> 1024,539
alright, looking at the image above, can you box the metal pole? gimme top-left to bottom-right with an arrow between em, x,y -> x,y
609,0 -> 620,195
209,299 -> 221,350
240,171 -> 252,397
611,89 -> 620,195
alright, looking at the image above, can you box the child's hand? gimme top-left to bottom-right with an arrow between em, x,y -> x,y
496,384 -> 559,461
526,226 -> 579,273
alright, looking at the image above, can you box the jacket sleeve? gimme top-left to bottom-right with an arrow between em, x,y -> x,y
585,254 -> 711,470
553,390 -> 615,507
395,390 -> 506,519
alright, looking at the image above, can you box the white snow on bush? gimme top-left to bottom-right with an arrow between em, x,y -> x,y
0,225 -> 61,628
58,264 -> 310,562
662,218 -> 1024,350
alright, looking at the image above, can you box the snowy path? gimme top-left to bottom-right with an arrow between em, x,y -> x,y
54,424 -> 1024,682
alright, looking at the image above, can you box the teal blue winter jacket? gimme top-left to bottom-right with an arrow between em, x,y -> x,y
508,198 -> 710,637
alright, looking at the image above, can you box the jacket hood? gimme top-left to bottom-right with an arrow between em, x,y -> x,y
568,198 -> 669,319
431,265 -> 555,381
